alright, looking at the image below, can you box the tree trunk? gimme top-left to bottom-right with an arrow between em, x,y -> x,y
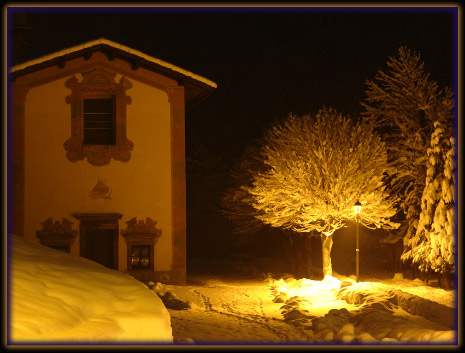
304,234 -> 313,278
321,233 -> 333,277
439,270 -> 454,290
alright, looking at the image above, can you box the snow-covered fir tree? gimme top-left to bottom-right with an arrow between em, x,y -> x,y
245,107 -> 399,276
361,46 -> 454,270
401,121 -> 455,280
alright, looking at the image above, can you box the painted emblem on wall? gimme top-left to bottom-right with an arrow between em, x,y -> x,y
90,179 -> 112,199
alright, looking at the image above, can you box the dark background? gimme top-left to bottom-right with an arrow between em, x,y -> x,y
9,7 -> 457,162
8,6 -> 458,276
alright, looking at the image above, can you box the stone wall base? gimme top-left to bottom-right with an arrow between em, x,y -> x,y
126,269 -> 186,285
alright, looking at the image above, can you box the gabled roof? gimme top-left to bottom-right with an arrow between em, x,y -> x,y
10,38 -> 217,110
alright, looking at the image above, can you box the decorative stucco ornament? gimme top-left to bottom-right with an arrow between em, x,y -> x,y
36,218 -> 78,248
63,66 -> 134,166
90,179 -> 112,199
121,217 -> 162,236
37,218 -> 77,236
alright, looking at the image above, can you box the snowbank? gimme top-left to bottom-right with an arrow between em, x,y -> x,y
9,235 -> 173,343
269,276 -> 455,344
337,286 -> 455,329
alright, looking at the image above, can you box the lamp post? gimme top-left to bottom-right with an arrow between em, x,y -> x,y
354,200 -> 362,282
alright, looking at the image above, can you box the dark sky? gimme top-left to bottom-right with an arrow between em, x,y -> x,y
9,6 -> 457,164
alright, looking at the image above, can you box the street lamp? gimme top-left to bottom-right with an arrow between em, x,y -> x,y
354,200 -> 362,282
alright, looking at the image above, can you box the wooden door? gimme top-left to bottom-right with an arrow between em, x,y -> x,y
75,213 -> 122,271
82,228 -> 116,269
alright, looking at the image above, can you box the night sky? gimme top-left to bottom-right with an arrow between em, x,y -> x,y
9,6 -> 457,164
6,5 -> 459,268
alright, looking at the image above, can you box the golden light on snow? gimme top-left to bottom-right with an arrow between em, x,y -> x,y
268,275 -> 455,344
270,276 -> 353,315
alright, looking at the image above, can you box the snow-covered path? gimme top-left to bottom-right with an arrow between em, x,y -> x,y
165,277 -> 312,344
160,275 -> 457,346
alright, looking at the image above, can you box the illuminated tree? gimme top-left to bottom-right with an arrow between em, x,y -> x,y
221,144 -> 313,277
245,107 -> 399,276
401,121 -> 455,287
361,46 -> 454,269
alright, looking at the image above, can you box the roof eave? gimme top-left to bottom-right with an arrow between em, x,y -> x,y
10,39 -> 217,108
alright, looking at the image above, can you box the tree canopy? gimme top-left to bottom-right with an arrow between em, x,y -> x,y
246,107 -> 399,236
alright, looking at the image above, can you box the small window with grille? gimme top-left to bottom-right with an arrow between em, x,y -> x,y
131,245 -> 151,270
83,97 -> 116,145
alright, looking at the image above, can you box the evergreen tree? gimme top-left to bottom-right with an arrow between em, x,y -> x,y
361,46 -> 454,268
401,121 -> 455,284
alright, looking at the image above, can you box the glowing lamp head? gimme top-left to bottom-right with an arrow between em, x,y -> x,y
354,200 -> 362,214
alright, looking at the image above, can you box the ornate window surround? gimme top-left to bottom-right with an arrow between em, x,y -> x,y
121,217 -> 162,274
64,66 -> 134,166
36,217 -> 78,253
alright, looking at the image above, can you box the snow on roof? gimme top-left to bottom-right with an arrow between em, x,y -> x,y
10,38 -> 217,88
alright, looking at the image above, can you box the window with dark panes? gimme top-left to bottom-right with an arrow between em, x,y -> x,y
83,97 -> 116,145
130,245 -> 151,269
64,68 -> 134,165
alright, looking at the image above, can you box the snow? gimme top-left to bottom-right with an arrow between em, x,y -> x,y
404,120 -> 455,273
10,38 -> 217,88
9,235 -> 173,343
160,273 -> 456,345
8,235 -> 457,346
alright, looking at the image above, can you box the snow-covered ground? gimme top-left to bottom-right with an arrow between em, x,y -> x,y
7,234 -> 458,347
161,272 -> 457,346
8,235 -> 173,343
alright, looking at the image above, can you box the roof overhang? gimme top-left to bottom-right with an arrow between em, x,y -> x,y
10,38 -> 217,111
